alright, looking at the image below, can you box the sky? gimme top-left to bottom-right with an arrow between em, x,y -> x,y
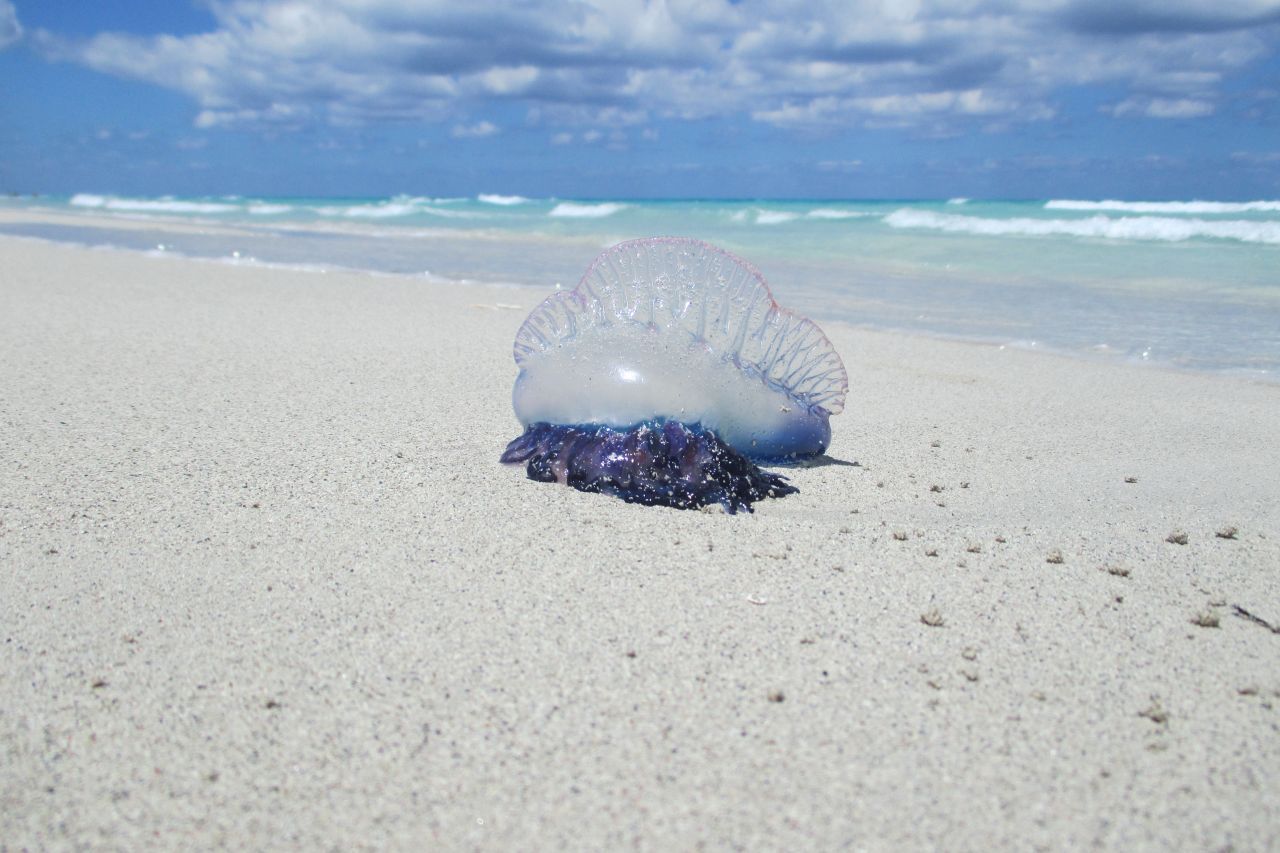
2,0 -> 1279,199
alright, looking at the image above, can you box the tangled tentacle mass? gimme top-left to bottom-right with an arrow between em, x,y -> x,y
501,421 -> 797,514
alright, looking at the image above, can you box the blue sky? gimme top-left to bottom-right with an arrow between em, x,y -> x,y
2,0 -> 1279,199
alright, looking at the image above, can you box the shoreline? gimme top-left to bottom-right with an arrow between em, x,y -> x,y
2,208 -> 1276,387
2,235 -> 1278,848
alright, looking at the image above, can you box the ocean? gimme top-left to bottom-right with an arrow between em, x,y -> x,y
2,193 -> 1278,380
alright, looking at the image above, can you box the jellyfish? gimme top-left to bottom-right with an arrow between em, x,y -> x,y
500,237 -> 847,512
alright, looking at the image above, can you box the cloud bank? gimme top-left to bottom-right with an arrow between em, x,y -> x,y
33,0 -> 1280,133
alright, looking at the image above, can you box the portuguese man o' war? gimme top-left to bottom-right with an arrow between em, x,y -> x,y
501,237 -> 848,512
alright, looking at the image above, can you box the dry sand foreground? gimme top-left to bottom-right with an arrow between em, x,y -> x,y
1,236 -> 1278,850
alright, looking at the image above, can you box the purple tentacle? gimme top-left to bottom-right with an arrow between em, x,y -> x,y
500,421 -> 798,513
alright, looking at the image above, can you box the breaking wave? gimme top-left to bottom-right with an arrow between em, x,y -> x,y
318,201 -> 418,218
885,209 -> 1280,245
754,209 -> 800,225
730,207 -> 873,224
547,202 -> 627,218
1046,199 -> 1280,214
477,194 -> 531,205
70,194 -> 238,214
315,199 -> 474,219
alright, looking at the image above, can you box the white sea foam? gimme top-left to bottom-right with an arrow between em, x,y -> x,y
946,198 -> 970,205
884,209 -> 1280,245
317,199 -> 475,219
247,203 -> 292,215
754,209 -> 799,225
70,194 -> 237,214
1046,199 -> 1280,214
70,193 -> 107,208
548,202 -> 627,218
417,204 -> 476,218
323,202 -> 418,218
478,194 -> 531,205
111,199 -> 238,214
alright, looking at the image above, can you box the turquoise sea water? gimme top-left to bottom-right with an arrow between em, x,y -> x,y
2,193 -> 1278,379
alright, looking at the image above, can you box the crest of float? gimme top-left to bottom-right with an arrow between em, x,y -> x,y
502,237 -> 848,512
512,237 -> 847,458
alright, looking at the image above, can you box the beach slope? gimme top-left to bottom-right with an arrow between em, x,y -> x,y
1,237 -> 1277,849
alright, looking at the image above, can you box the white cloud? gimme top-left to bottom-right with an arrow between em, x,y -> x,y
1231,149 -> 1280,163
1144,98 -> 1217,118
451,120 -> 498,138
195,102 -> 312,129
0,0 -> 21,50
852,90 -> 1015,117
1106,96 -> 1217,117
478,65 -> 539,95
751,97 -> 844,126
31,0 -> 1280,133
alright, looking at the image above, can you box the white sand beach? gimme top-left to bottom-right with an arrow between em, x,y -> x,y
2,234 -> 1278,849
